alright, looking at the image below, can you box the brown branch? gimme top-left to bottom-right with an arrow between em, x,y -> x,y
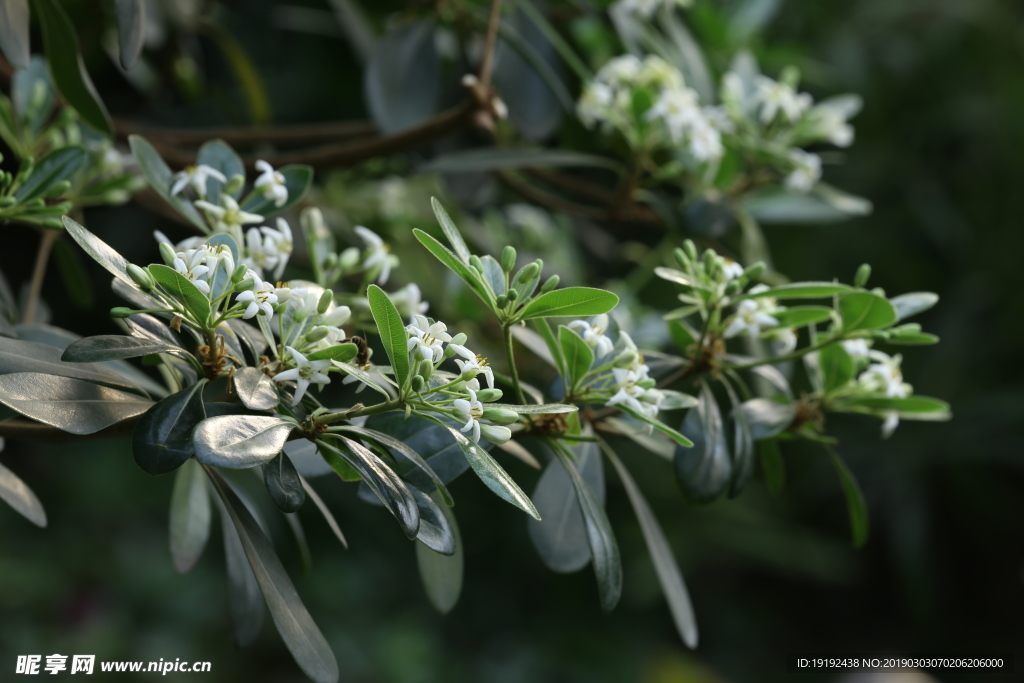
498,170 -> 661,224
114,118 -> 377,149
527,168 -> 619,206
23,229 -> 58,325
133,101 -> 478,172
479,0 -> 504,88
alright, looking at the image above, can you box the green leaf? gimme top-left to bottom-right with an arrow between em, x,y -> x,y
215,485 -> 264,647
264,452 -> 306,513
62,334 -> 185,363
319,437 -> 420,539
0,335 -> 145,391
127,136 -> 207,229
421,148 -> 620,174
758,439 -> 785,495
306,343 -> 358,363
659,390 -> 699,411
668,320 -> 697,353
239,165 -> 313,217
842,395 -> 951,416
367,284 -> 409,389
550,440 -> 621,612
818,342 -> 855,394
196,139 -> 244,199
721,379 -> 754,497
518,287 -> 619,320
558,326 -> 593,392
487,402 -> 578,415
886,332 -> 939,346
654,267 -> 704,289
193,415 -> 294,468
300,476 -> 348,549
602,442 -> 697,647
0,460 -> 46,527
416,490 -> 463,614
429,197 -> 472,264
207,468 -> 340,683
0,0 -> 30,70
132,380 -> 206,475
415,412 -> 541,520
62,215 -> 146,290
739,399 -> 796,440
115,0 -> 145,70
494,15 -> 574,113
889,292 -> 938,321
828,451 -> 868,548
15,146 -> 87,201
674,383 -> 731,503
33,0 -> 113,135
52,236 -> 95,310
331,425 -> 453,506
169,458 -> 210,573
619,405 -> 694,448
529,438 -> 604,573
412,228 -> 492,306
0,372 -> 153,434
742,282 -> 852,300
365,20 -> 440,134
410,486 -> 455,555
771,306 -> 834,328
839,292 -> 898,332
232,366 -> 278,411
361,413 -> 472,488
149,264 -> 211,326
530,318 -> 566,377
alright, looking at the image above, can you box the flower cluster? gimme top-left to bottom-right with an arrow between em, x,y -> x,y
578,55 -> 723,161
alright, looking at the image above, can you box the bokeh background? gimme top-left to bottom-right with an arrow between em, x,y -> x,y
1,0 -> 1023,681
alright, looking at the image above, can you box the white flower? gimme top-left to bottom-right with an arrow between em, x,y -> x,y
390,283 -> 430,318
355,226 -> 395,285
261,218 -> 294,281
768,327 -> 798,355
647,87 -> 702,143
202,242 -> 235,280
406,314 -> 452,363
173,248 -> 211,295
842,339 -> 871,362
288,288 -> 320,322
619,0 -> 685,19
254,160 -> 288,207
273,346 -> 331,406
688,119 -> 723,161
195,194 -> 264,236
568,314 -> 615,358
812,107 -> 855,147
243,227 -> 280,276
722,258 -> 745,281
858,351 -> 910,398
724,295 -> 780,338
235,273 -> 278,319
154,230 -> 205,253
453,389 -> 485,443
881,412 -> 900,439
171,164 -> 226,198
755,76 -> 812,124
606,367 -> 655,417
454,350 -> 495,390
785,150 -> 822,193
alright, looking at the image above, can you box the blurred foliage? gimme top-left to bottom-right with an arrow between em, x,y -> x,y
0,0 -> 1022,681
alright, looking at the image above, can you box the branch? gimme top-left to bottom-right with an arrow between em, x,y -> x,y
479,0 -> 504,88
22,229 -> 58,325
0,416 -> 141,442
114,118 -> 377,149
497,170 -> 661,224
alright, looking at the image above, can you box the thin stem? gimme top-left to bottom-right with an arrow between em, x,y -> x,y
479,0 -> 504,88
725,336 -> 842,370
22,229 -> 58,325
319,398 -> 402,424
503,324 -> 528,405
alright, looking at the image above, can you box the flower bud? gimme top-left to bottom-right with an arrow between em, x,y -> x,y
637,378 -> 656,389
541,274 -> 560,293
501,245 -> 517,272
323,252 -> 339,271
744,262 -> 766,280
231,264 -> 248,283
44,180 -> 71,198
306,326 -> 329,343
110,307 -> 134,318
683,239 -> 698,261
496,294 -> 508,309
127,264 -> 155,290
223,174 -> 245,196
321,305 -> 351,327
518,262 -> 540,281
338,247 -> 359,270
482,408 -> 519,425
469,255 -> 484,273
410,375 -> 426,393
725,280 -> 742,296
854,263 -> 872,288
0,197 -> 15,208
701,249 -> 717,273
506,288 -> 518,302
674,248 -> 689,269
479,424 -> 512,445
159,242 -> 177,266
234,278 -> 255,292
476,388 -> 503,402
451,333 -> 468,346
318,290 -> 333,314
614,350 -> 639,368
417,358 -> 433,380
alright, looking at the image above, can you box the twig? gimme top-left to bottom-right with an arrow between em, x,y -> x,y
0,415 -> 141,441
22,229 -> 58,325
114,118 -> 377,149
498,170 -> 661,224
479,0 -> 505,88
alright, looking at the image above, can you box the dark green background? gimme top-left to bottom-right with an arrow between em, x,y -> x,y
1,1 -> 1022,681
